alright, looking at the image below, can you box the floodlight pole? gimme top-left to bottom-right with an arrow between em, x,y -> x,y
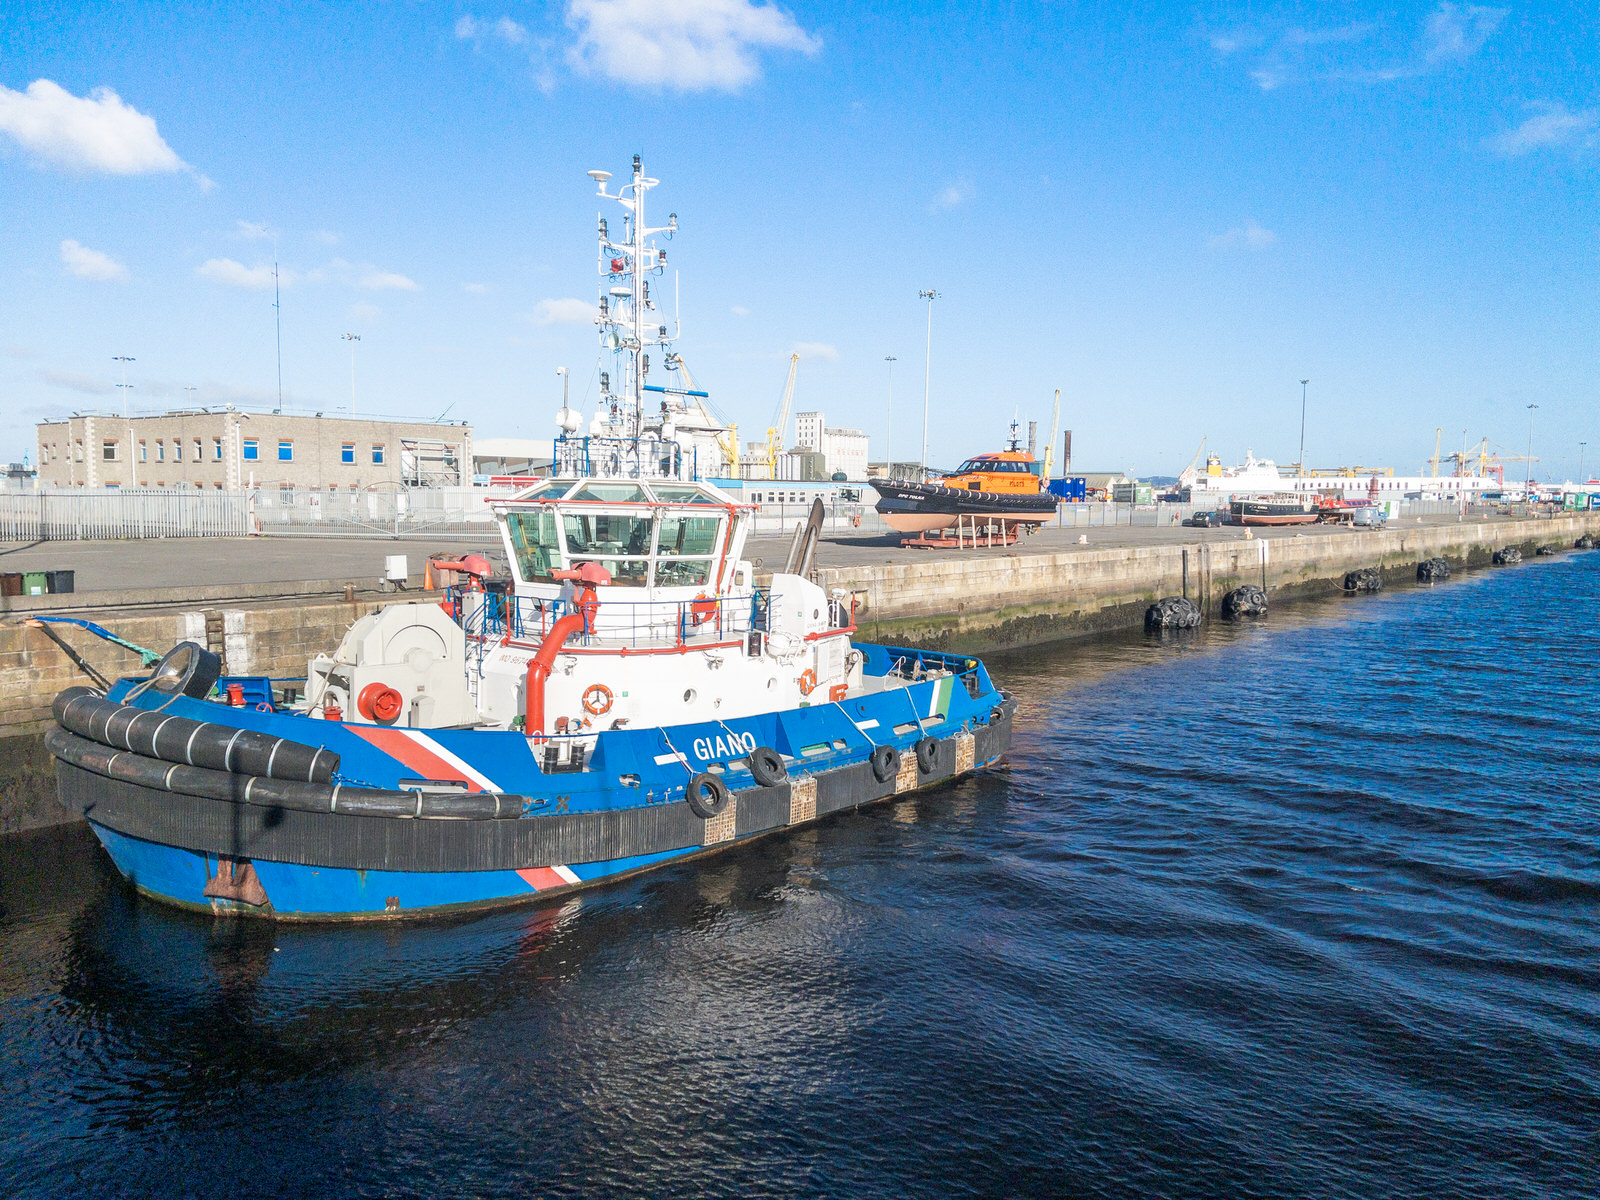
1298,378 -> 1309,482
920,290 -> 938,479
343,333 -> 361,413
1526,403 -> 1538,493
884,355 -> 896,478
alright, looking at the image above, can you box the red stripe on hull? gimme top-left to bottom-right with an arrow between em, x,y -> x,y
346,726 -> 485,792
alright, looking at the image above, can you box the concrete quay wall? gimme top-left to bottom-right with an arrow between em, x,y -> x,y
825,513 -> 1600,652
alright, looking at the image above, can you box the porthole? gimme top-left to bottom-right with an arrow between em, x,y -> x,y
683,688 -> 697,703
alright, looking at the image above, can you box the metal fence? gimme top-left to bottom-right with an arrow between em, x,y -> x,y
250,485 -> 506,536
0,488 -> 252,541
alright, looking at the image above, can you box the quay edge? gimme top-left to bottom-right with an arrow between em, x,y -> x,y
4,511 -> 1599,833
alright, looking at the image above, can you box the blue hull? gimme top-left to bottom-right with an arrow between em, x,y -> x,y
53,643 -> 1014,920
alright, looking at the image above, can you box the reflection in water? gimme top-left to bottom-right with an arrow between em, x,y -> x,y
1,553 -> 1598,1199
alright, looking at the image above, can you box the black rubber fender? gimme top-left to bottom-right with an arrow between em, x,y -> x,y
747,746 -> 787,787
870,743 -> 900,783
915,736 -> 941,775
686,771 -> 730,819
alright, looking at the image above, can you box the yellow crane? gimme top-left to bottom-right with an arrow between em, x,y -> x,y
765,353 -> 800,478
1041,388 -> 1062,482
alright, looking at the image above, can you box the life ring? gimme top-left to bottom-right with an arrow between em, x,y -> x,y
581,683 -> 614,716
798,668 -> 817,695
689,593 -> 717,624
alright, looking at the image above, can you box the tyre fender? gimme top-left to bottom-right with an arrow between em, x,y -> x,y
686,771 -> 730,819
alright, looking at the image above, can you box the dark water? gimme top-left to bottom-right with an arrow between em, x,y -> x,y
3,553 -> 1597,1199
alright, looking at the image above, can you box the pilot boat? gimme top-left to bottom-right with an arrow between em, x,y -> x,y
1229,494 -> 1319,525
44,157 -> 1016,920
873,421 -> 1058,534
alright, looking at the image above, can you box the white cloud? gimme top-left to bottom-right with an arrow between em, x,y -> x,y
566,0 -> 821,92
196,258 -> 284,289
1489,102 -> 1599,156
1209,221 -> 1278,250
0,79 -> 188,175
730,304 -> 749,316
360,270 -> 420,291
1424,3 -> 1507,63
235,220 -> 272,240
60,239 -> 128,281
932,180 -> 973,209
349,302 -> 382,323
462,282 -> 490,293
456,14 -> 531,45
793,341 -> 838,361
40,368 -> 114,395
530,297 -> 596,324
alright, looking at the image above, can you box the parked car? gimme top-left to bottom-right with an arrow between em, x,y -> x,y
1183,510 -> 1222,527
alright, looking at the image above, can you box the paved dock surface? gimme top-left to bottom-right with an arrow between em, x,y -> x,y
0,511 -> 1536,594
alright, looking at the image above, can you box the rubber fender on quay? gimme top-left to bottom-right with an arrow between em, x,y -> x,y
1416,557 -> 1451,582
1145,596 -> 1202,630
1343,567 -> 1383,592
747,746 -> 787,787
1220,585 -> 1268,620
870,743 -> 900,783
915,736 -> 941,775
1493,547 -> 1522,565
1577,535 -> 1596,550
686,771 -> 730,820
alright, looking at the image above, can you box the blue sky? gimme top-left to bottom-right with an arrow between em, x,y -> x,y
1,1 -> 1595,479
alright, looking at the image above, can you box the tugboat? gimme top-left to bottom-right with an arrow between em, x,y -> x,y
873,420 -> 1057,535
44,157 -> 1016,920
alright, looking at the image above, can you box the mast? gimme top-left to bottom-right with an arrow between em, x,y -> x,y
588,156 -> 678,442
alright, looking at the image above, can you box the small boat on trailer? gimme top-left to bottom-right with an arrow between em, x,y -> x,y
1230,494 -> 1319,526
45,158 -> 1015,920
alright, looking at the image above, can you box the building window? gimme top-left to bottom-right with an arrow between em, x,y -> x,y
213,438 -> 222,461
139,441 -> 148,462
156,440 -> 165,462
371,444 -> 385,464
74,441 -> 83,462
243,438 -> 258,461
341,443 -> 355,464
278,440 -> 294,462
102,440 -> 118,461
173,439 -> 183,461
194,439 -> 203,461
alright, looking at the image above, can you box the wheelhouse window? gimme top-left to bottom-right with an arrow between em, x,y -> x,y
505,509 -> 562,583
654,513 -> 722,587
562,511 -> 651,586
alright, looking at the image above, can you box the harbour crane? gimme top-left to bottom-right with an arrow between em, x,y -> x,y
765,353 -> 800,478
1041,388 -> 1062,483
1428,427 -> 1443,477
1177,436 -> 1208,489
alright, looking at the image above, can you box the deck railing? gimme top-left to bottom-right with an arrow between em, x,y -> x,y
453,587 -> 772,652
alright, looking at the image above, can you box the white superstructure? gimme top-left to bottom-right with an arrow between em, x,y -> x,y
1184,451 -> 1500,502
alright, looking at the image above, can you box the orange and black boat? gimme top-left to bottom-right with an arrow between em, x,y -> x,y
874,422 -> 1057,534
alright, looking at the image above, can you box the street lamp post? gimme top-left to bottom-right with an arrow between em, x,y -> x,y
884,355 -> 896,479
113,356 -> 135,417
343,333 -> 361,413
1580,441 -> 1587,484
1298,378 -> 1309,483
1526,403 -> 1538,495
919,290 -> 938,479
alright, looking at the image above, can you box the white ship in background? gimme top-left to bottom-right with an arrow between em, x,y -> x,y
1182,451 -> 1503,502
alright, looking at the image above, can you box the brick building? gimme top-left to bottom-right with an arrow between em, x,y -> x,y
35,409 -> 473,491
